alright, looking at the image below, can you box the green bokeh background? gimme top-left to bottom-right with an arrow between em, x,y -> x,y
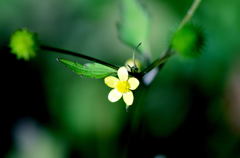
1,0 -> 240,158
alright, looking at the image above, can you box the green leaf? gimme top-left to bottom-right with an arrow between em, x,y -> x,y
58,58 -> 117,79
118,0 -> 150,55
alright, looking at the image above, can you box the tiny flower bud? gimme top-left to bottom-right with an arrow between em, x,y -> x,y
125,58 -> 142,72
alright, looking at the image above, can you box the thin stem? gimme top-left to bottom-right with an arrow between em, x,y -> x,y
140,47 -> 173,76
178,0 -> 202,30
140,0 -> 202,77
40,45 -> 119,70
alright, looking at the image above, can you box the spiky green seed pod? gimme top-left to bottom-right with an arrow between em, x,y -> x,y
171,24 -> 204,58
9,28 -> 38,60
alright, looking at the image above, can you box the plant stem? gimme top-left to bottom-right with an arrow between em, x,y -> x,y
178,0 -> 202,30
40,45 -> 119,70
141,0 -> 202,77
140,47 -> 173,76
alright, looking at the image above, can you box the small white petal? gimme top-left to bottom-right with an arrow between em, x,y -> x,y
128,77 -> 140,90
118,66 -> 128,81
142,68 -> 158,85
104,76 -> 119,88
123,91 -> 134,106
108,89 -> 122,102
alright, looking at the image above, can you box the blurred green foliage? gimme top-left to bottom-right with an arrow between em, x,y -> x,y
7,121 -> 67,158
118,0 -> 150,55
1,0 -> 240,157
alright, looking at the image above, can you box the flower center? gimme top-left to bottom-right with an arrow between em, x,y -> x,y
116,81 -> 130,93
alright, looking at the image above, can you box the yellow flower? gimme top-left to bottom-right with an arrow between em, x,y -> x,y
104,66 -> 140,107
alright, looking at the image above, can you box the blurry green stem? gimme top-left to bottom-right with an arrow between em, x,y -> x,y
40,45 -> 119,70
178,0 -> 202,30
140,47 -> 173,76
141,0 -> 201,77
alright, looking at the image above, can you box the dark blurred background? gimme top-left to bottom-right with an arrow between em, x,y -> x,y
1,0 -> 240,158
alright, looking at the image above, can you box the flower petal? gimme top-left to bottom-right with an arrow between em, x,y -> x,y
104,76 -> 119,88
108,89 -> 122,102
128,77 -> 139,90
118,66 -> 128,81
123,91 -> 134,106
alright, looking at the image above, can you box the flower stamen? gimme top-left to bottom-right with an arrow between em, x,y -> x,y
116,81 -> 130,93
